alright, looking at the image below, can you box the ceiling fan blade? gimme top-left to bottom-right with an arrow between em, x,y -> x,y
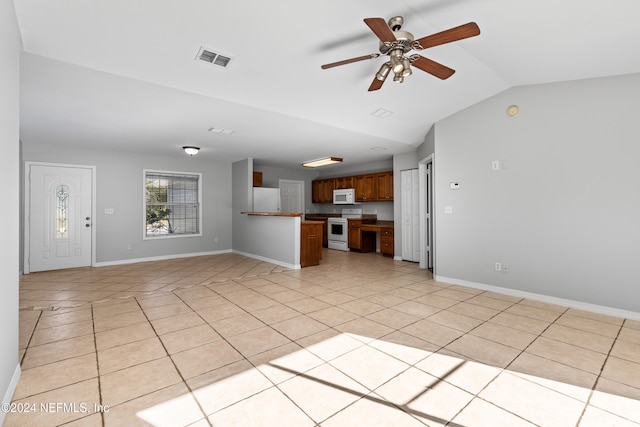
411,55 -> 456,80
368,73 -> 388,92
413,22 -> 480,50
321,53 -> 380,69
364,17 -> 397,43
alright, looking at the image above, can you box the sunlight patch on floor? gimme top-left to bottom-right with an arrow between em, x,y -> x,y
136,333 -> 639,426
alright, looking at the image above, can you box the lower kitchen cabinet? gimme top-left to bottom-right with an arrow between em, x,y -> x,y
380,227 -> 394,257
301,221 -> 323,267
348,219 -> 375,252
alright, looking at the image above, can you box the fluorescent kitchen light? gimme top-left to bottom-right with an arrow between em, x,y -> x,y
302,157 -> 343,168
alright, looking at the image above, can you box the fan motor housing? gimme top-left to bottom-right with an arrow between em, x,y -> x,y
379,30 -> 414,55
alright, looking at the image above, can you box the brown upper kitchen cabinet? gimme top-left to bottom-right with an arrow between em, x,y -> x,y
334,176 -> 354,190
312,179 -> 335,203
354,174 -> 377,202
312,171 -> 393,203
311,180 -> 322,203
376,172 -> 393,201
322,179 -> 335,203
253,171 -> 263,187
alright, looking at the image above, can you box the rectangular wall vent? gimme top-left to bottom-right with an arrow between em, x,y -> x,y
195,46 -> 232,68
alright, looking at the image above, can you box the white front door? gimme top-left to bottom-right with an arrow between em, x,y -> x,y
279,180 -> 304,213
27,164 -> 93,272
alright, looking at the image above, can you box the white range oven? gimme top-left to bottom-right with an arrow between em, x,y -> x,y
327,208 -> 362,251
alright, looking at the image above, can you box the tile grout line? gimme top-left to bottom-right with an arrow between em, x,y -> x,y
131,295 -> 214,427
574,319 -> 625,427
18,310 -> 43,367
90,303 -> 106,427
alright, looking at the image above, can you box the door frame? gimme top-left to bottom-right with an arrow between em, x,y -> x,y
418,154 -> 434,271
23,161 -> 97,274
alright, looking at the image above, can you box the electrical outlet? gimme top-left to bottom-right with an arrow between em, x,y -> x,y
494,262 -> 502,272
126,243 -> 132,250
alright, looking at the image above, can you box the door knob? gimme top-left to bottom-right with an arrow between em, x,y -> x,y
85,224 -> 90,228
86,217 -> 90,220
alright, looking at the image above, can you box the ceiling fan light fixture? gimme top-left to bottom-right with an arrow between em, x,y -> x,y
390,51 -> 404,74
402,58 -> 412,77
302,157 -> 343,168
183,146 -> 200,156
375,63 -> 391,81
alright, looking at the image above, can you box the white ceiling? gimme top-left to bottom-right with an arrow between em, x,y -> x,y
14,0 -> 640,168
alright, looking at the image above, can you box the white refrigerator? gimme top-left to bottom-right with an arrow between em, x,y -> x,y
252,187 -> 281,212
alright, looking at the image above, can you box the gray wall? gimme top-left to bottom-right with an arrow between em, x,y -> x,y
416,126 -> 435,161
22,142 -> 233,264
434,73 -> 640,313
0,0 -> 21,418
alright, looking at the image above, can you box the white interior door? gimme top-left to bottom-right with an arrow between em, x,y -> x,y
279,180 -> 304,213
27,164 -> 93,272
401,169 -> 420,262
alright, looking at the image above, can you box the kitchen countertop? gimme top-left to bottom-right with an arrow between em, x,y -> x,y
360,221 -> 394,231
304,214 -> 380,221
303,214 -> 340,220
241,212 -> 303,217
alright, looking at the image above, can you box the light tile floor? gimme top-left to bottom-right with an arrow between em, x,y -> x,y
7,250 -> 640,426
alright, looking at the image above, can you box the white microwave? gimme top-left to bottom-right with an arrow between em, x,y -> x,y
333,188 -> 357,205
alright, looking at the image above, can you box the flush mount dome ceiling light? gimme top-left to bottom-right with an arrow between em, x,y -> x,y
302,157 -> 343,168
183,146 -> 200,156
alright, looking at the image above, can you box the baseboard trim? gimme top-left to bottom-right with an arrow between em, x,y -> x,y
232,250 -> 300,270
435,275 -> 640,321
94,249 -> 233,267
1,364 -> 21,426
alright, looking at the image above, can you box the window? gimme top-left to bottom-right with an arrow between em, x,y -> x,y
144,170 -> 202,238
55,184 -> 69,238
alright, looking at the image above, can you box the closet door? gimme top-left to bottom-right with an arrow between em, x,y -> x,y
401,169 -> 420,261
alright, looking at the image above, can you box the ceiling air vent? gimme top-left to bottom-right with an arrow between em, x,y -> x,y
195,46 -> 232,68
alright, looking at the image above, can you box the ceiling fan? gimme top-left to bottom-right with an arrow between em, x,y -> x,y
321,17 -> 480,91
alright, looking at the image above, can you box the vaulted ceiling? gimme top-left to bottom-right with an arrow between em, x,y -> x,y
14,0 -> 640,168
